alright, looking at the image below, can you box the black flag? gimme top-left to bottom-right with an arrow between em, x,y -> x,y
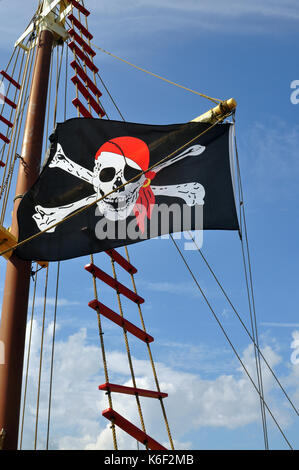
16,118 -> 239,261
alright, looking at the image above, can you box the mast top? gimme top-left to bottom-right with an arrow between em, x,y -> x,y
15,0 -> 71,51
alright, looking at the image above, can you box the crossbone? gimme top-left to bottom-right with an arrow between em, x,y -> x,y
33,142 -> 206,233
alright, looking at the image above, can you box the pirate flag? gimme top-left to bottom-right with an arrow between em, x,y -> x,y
16,117 -> 239,262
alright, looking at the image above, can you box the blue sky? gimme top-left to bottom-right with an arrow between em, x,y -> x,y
0,0 -> 299,451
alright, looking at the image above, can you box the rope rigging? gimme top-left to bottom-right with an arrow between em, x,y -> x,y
84,37 -> 299,449
1,0 -> 296,452
169,234 -> 294,450
186,230 -> 299,418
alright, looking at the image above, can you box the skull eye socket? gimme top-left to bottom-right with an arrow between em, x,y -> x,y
124,164 -> 142,182
99,167 -> 116,182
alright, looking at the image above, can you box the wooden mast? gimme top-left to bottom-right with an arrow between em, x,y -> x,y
0,2 -> 57,451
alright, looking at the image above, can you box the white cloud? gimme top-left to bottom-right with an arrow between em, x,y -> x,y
85,0 -> 299,38
20,320 -> 298,450
140,280 -> 199,296
28,296 -> 81,308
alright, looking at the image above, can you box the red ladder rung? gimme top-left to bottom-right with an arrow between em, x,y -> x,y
1,95 -> 17,110
99,382 -> 168,399
68,41 -> 99,73
71,75 -> 105,117
0,133 -> 10,144
102,408 -> 167,450
69,0 -> 90,17
105,249 -> 137,274
0,115 -> 13,128
67,14 -> 93,40
0,70 -> 21,90
88,299 -> 153,343
68,28 -> 96,57
70,61 -> 102,98
72,97 -> 92,118
85,263 -> 145,304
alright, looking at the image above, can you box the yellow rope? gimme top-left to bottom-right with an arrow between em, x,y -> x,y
92,44 -> 223,105
0,112 -> 232,259
124,246 -> 175,450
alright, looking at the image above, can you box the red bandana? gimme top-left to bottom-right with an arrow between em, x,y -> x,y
133,170 -> 156,233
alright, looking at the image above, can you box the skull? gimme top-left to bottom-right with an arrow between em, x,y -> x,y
93,152 -> 146,220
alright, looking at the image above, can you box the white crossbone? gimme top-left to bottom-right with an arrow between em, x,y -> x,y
33,142 -> 206,232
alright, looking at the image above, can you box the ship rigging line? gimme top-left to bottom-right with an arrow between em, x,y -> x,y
186,231 -> 299,418
19,263 -> 39,449
232,113 -> 269,448
169,234 -> 294,450
34,264 -> 50,450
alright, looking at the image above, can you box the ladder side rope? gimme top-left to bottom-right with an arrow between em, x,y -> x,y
0,47 -> 20,118
169,234 -> 294,450
186,231 -> 299,417
110,257 -> 149,450
65,17 -> 107,119
124,246 -> 175,450
19,263 -> 39,449
91,44 -> 223,105
65,8 -> 121,121
76,4 -> 145,448
0,111 -> 233,258
46,44 -> 65,450
0,38 -> 37,223
0,19 -> 37,159
232,114 -> 269,448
